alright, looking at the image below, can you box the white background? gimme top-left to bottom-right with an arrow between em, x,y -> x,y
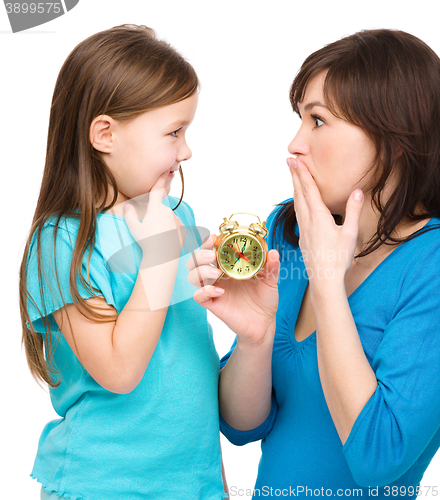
2,1 -> 440,498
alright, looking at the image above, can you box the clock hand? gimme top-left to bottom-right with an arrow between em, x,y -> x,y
241,242 -> 247,259
226,243 -> 240,265
235,241 -> 249,262
227,243 -> 240,256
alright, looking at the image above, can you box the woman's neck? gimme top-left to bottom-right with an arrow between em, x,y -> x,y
351,195 -> 430,260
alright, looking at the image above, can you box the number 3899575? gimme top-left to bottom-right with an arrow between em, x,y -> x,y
5,3 -> 62,14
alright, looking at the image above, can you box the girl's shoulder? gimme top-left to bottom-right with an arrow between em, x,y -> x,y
32,213 -> 81,241
169,197 -> 196,226
28,215 -> 80,260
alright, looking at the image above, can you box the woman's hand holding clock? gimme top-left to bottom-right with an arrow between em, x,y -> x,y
186,235 -> 280,346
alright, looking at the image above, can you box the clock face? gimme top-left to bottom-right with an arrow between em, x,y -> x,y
217,233 -> 265,279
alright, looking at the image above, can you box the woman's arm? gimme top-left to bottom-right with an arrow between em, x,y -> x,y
310,281 -> 377,443
187,236 -> 280,431
289,157 -> 376,443
219,323 -> 275,431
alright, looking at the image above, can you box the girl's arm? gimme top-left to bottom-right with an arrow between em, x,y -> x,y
220,446 -> 229,497
53,172 -> 183,394
187,237 -> 280,431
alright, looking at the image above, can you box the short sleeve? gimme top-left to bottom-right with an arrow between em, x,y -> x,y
219,339 -> 279,445
26,221 -> 112,333
342,238 -> 440,486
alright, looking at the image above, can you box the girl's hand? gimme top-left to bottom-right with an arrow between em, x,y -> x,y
187,235 -> 280,345
288,157 -> 364,294
123,171 -> 184,256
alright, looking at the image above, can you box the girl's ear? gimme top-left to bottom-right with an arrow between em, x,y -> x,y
89,115 -> 115,153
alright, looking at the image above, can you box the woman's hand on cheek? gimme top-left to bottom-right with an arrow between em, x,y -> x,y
288,157 -> 364,294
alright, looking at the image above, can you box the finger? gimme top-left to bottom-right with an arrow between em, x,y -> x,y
193,285 -> 225,308
186,246 -> 216,272
188,265 -> 222,288
123,203 -> 140,237
342,189 -> 364,239
259,249 -> 280,283
201,233 -> 218,250
291,158 -> 330,221
149,171 -> 169,205
294,158 -> 323,205
287,158 -> 308,221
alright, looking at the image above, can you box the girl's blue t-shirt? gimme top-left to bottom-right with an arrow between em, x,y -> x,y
26,197 -> 227,500
220,199 -> 440,498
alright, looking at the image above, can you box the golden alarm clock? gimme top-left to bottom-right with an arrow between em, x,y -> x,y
214,213 -> 268,283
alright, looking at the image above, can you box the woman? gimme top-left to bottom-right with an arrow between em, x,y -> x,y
187,29 -> 440,497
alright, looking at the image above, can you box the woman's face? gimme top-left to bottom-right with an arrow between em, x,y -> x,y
288,72 -> 378,216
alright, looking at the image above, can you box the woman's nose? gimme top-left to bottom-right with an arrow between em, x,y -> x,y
288,129 -> 309,157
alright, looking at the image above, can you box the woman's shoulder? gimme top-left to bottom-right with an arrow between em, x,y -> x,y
393,216 -> 440,290
402,215 -> 440,256
266,197 -> 294,224
265,197 -> 298,257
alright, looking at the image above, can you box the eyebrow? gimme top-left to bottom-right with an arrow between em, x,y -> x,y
168,120 -> 190,130
303,101 -> 329,112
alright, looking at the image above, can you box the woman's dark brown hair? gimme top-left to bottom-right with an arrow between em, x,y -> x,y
19,24 -> 199,387
273,29 -> 440,256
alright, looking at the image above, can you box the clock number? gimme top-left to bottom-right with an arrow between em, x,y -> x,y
237,267 -> 242,273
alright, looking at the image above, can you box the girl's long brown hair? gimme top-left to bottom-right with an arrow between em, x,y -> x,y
273,29 -> 440,257
19,25 -> 199,387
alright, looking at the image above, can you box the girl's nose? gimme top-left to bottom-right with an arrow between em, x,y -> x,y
288,129 -> 309,157
178,141 -> 192,162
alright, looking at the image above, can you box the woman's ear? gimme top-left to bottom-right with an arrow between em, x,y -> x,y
89,115 -> 115,153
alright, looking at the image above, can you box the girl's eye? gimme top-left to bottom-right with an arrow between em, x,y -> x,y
312,115 -> 324,128
170,127 -> 182,138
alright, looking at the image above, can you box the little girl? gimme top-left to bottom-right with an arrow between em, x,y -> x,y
19,25 -> 227,500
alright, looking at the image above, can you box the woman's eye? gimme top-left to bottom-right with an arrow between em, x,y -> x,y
312,115 -> 324,128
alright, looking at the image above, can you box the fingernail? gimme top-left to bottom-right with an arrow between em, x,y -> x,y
204,250 -> 215,259
203,234 -> 214,245
211,268 -> 222,278
270,250 -> 279,261
287,158 -> 297,169
353,190 -> 363,202
215,287 -> 225,294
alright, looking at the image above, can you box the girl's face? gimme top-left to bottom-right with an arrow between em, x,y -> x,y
288,72 -> 378,216
105,93 -> 198,202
